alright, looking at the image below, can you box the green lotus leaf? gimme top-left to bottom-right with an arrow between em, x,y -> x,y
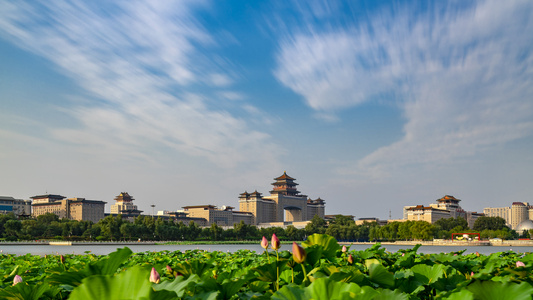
374,288 -> 409,300
0,281 -> 53,300
154,274 -> 201,298
411,264 -> 445,285
48,247 -> 133,287
444,289 -> 474,300
69,265 -> 153,300
466,280 -> 533,300
367,263 -> 395,288
302,234 -> 341,261
272,277 -> 376,300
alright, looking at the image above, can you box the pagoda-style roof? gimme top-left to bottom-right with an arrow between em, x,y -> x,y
270,172 -> 301,196
274,171 -> 296,181
114,192 -> 134,202
436,195 -> 461,203
250,190 -> 262,197
307,197 -> 325,204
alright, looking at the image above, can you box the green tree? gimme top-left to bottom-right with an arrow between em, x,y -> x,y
305,215 -> 326,235
209,223 -> 223,241
4,219 -> 22,238
473,216 -> 507,231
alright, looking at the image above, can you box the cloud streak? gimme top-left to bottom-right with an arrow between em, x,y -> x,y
274,0 -> 533,177
0,1 -> 281,169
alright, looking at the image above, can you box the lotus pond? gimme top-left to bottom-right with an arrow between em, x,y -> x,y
1,234 -> 533,299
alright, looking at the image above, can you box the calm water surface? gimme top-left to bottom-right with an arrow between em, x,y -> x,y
1,243 -> 532,256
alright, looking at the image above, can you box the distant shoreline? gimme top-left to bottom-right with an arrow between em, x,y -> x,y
1,240 -> 532,247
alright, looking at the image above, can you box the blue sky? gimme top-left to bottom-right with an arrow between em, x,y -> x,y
1,0 -> 532,219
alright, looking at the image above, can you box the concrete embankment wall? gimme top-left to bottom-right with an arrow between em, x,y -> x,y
341,240 -> 533,247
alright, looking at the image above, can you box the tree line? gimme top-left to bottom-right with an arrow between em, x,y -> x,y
0,213 -> 521,242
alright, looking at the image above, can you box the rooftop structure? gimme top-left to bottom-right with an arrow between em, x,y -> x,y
239,172 -> 325,225
110,192 -> 143,217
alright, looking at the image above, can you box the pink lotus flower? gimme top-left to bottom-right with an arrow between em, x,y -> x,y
471,272 -> 474,276
347,254 -> 354,264
271,234 -> 280,251
13,275 -> 22,286
516,261 -> 526,267
342,245 -> 347,253
261,236 -> 269,249
149,267 -> 160,283
292,242 -> 307,264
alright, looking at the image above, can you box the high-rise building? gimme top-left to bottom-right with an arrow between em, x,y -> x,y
511,202 -> 529,229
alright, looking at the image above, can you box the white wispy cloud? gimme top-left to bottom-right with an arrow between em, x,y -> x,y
0,1 -> 281,170
274,0 -> 533,177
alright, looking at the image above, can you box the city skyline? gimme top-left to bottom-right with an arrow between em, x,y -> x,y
1,1 -> 532,219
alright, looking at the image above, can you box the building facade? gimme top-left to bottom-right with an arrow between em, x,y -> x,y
0,196 -> 32,216
483,206 -> 511,227
31,194 -> 106,222
182,205 -> 253,226
404,195 -> 482,228
239,172 -> 326,225
484,202 -> 533,230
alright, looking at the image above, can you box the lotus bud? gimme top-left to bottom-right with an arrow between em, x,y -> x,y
471,272 -> 474,277
261,236 -> 269,249
347,254 -> 354,264
475,252 -> 480,257
342,245 -> 347,253
401,253 -> 405,257
60,255 -> 65,263
166,265 -> 173,273
149,267 -> 160,283
13,275 -> 23,286
271,233 -> 280,250
516,261 -> 526,267
292,242 -> 307,264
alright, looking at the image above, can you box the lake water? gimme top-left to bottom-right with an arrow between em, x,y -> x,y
1,243 -> 532,256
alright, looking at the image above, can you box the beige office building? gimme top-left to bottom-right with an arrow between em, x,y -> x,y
182,205 -> 253,226
404,195 -> 482,228
31,194 -> 106,223
483,206 -> 511,227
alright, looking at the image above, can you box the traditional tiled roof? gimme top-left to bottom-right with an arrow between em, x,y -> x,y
250,190 -> 262,196
30,194 -> 66,200
274,171 -> 296,181
437,195 -> 461,202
